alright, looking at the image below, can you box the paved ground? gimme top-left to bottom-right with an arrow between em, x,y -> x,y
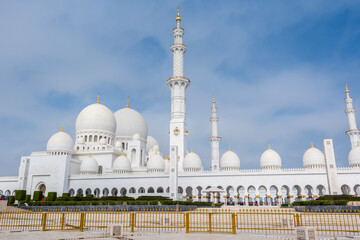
0,230 -> 341,240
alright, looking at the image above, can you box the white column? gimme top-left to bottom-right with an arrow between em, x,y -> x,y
323,139 -> 340,195
209,97 -> 221,171
168,9 -> 190,171
344,85 -> 360,149
169,146 -> 179,200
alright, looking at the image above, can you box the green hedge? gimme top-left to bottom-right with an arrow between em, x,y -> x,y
137,196 -> 170,201
7,196 -> 15,205
317,195 -> 360,201
25,195 -> 31,202
15,190 -> 26,201
292,200 -> 348,206
47,192 -> 57,201
33,191 -> 43,201
62,193 -> 70,197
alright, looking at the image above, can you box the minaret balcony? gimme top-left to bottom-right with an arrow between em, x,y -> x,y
173,127 -> 180,136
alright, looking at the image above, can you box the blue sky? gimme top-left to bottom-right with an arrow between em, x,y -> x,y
1,1 -> 360,176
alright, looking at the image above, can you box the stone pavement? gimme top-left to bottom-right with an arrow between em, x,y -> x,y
0,230 -> 340,240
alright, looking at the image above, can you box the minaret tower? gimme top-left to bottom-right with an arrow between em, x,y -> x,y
167,8 -> 190,171
344,84 -> 360,149
209,97 -> 221,171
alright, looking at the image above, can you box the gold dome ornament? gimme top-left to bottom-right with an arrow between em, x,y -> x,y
97,93 -> 100,104
345,84 -> 349,94
176,7 -> 181,22
212,96 -> 216,104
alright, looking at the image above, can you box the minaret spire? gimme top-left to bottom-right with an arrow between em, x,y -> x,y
344,84 -> 360,148
209,96 -> 221,171
167,8 -> 190,172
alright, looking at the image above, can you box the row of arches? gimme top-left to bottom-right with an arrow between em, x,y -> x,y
67,184 -> 360,203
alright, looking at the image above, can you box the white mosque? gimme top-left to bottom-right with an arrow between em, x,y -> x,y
0,10 -> 360,205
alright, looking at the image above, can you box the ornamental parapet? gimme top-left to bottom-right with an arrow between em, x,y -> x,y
167,76 -> 190,82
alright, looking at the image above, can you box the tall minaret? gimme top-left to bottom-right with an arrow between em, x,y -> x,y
209,97 -> 221,171
167,8 -> 190,172
344,84 -> 360,149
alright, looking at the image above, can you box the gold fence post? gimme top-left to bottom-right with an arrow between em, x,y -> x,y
41,213 -> 47,231
209,213 -> 212,233
79,213 -> 84,232
231,213 -> 236,234
130,212 -> 135,233
185,212 -> 189,233
295,213 -> 301,227
61,213 -> 65,231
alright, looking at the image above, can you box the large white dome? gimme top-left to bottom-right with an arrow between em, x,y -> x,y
80,155 -> 99,174
303,145 -> 325,169
114,107 -> 148,140
76,103 -> 116,133
146,136 -> 159,153
260,146 -> 282,170
348,145 -> 360,168
183,151 -> 202,171
113,154 -> 131,172
47,130 -> 74,153
221,148 -> 240,170
147,152 -> 165,172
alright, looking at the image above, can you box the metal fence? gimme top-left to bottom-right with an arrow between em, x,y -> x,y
0,208 -> 359,237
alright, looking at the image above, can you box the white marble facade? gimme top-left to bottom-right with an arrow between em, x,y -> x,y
1,10 -> 360,204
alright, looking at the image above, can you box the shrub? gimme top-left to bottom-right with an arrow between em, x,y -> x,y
62,193 -> 70,197
193,201 -> 212,206
33,191 -> 43,201
15,190 -> 27,201
281,203 -> 290,207
7,196 -> 15,205
25,195 -> 31,202
47,192 -> 57,201
215,203 -> 222,207
137,196 -> 170,201
76,193 -> 83,198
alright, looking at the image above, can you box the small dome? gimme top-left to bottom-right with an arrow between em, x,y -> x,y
147,152 -> 165,172
47,130 -> 74,153
183,151 -> 202,171
115,141 -> 122,149
114,107 -> 148,140
76,103 -> 116,133
303,145 -> 325,169
221,148 -> 240,170
260,146 -> 282,170
146,136 -> 159,153
99,137 -> 107,145
113,154 -> 131,172
349,145 -> 360,168
80,155 -> 99,174
133,133 -> 141,141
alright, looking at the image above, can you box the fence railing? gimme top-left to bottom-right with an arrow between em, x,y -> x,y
0,208 -> 359,237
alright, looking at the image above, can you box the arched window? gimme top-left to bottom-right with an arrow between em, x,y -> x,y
148,187 -> 155,193
85,188 -> 92,196
111,188 -> 118,196
76,189 -> 83,196
5,190 -> 10,196
85,136 -> 88,142
69,189 -> 75,197
94,136 -> 98,142
138,187 -> 145,193
89,135 -> 93,142
98,166 -> 103,174
120,188 -> 127,196
94,188 -> 100,197
129,188 -> 136,194
103,188 -> 109,197
157,187 -> 164,193
166,187 -> 170,193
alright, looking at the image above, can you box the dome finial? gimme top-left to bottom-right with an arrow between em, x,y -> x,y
212,96 -> 216,104
176,7 -> 181,22
345,84 -> 349,94
191,147 -> 193,153
89,153 -> 92,157
121,151 -> 124,156
311,142 -> 314,148
268,144 -> 271,150
228,146 -> 231,151
61,125 -> 64,132
126,96 -> 129,108
357,141 -> 360,147
97,93 -> 100,104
